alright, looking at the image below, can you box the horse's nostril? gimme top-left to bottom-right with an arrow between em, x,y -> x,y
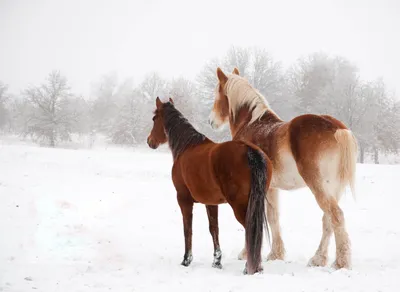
210,120 -> 217,129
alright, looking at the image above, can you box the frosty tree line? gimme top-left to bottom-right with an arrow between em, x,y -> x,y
1,46 -> 399,163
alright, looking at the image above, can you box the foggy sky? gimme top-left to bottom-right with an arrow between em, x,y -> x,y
1,0 -> 399,98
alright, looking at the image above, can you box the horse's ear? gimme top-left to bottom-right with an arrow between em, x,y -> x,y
232,67 -> 240,75
156,96 -> 162,108
169,97 -> 174,104
216,67 -> 228,84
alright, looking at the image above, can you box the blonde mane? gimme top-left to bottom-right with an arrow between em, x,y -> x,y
223,74 -> 276,124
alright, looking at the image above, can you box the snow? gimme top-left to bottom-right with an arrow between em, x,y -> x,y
1,142 -> 400,292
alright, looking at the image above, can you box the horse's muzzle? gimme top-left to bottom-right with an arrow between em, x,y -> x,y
147,137 -> 158,149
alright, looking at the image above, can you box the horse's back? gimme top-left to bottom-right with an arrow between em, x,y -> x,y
212,140 -> 250,170
248,113 -> 354,190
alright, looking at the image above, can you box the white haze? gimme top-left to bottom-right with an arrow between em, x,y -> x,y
0,0 -> 399,97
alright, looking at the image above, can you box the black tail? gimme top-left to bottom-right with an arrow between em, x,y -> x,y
245,146 -> 270,275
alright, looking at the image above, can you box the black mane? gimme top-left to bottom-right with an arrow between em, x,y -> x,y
162,102 -> 206,159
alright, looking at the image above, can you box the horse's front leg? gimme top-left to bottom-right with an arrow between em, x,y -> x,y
206,205 -> 222,269
178,195 -> 194,267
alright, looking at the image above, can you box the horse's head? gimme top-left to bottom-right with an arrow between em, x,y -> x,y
147,96 -> 174,149
208,67 -> 240,130
209,67 -> 273,130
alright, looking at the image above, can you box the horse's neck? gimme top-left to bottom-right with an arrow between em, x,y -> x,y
165,118 -> 207,160
230,106 -> 282,139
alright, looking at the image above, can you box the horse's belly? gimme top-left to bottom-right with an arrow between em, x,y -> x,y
184,169 -> 226,204
190,187 -> 227,205
271,152 -> 306,190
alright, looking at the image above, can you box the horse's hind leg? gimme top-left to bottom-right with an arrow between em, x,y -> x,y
238,243 -> 247,260
231,204 -> 249,270
239,188 -> 285,262
310,192 -> 350,269
308,213 -> 333,267
266,188 -> 285,261
206,205 -> 222,269
178,195 -> 194,267
230,202 -> 263,274
299,157 -> 351,269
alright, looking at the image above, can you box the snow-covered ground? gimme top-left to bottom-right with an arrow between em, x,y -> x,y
1,142 -> 399,292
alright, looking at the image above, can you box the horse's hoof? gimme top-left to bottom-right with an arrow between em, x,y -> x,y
212,262 -> 223,269
238,249 -> 247,260
243,265 -> 263,275
332,258 -> 352,270
266,251 -> 284,261
181,254 -> 193,267
308,254 -> 328,267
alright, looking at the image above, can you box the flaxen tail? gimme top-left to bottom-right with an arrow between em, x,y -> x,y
334,129 -> 358,201
245,146 -> 270,275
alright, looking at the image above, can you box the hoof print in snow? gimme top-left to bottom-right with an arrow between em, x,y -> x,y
24,277 -> 33,281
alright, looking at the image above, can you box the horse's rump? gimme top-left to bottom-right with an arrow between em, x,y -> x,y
287,114 -> 357,199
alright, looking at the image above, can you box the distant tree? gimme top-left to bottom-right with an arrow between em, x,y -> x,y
225,46 -> 251,77
90,72 -> 119,133
196,58 -> 221,101
9,97 -> 35,136
108,73 -> 168,146
68,96 -> 91,136
168,77 -> 198,124
361,80 -> 400,163
0,82 -> 9,131
23,71 -> 80,147
140,72 -> 168,99
109,88 -> 144,145
287,53 -> 359,115
288,53 -> 331,113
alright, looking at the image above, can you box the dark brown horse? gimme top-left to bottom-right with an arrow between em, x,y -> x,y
209,67 -> 358,270
146,96 -> 272,275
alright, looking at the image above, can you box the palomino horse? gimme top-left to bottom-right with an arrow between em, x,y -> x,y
147,96 -> 272,275
208,67 -> 358,270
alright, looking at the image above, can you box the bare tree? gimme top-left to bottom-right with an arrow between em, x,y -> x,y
225,46 -> 251,77
108,73 -> 168,146
140,72 -> 167,99
250,48 -> 283,97
90,72 -> 119,133
168,77 -> 198,124
109,88 -> 144,145
23,71 -> 79,147
0,82 -> 9,131
196,58 -> 222,102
